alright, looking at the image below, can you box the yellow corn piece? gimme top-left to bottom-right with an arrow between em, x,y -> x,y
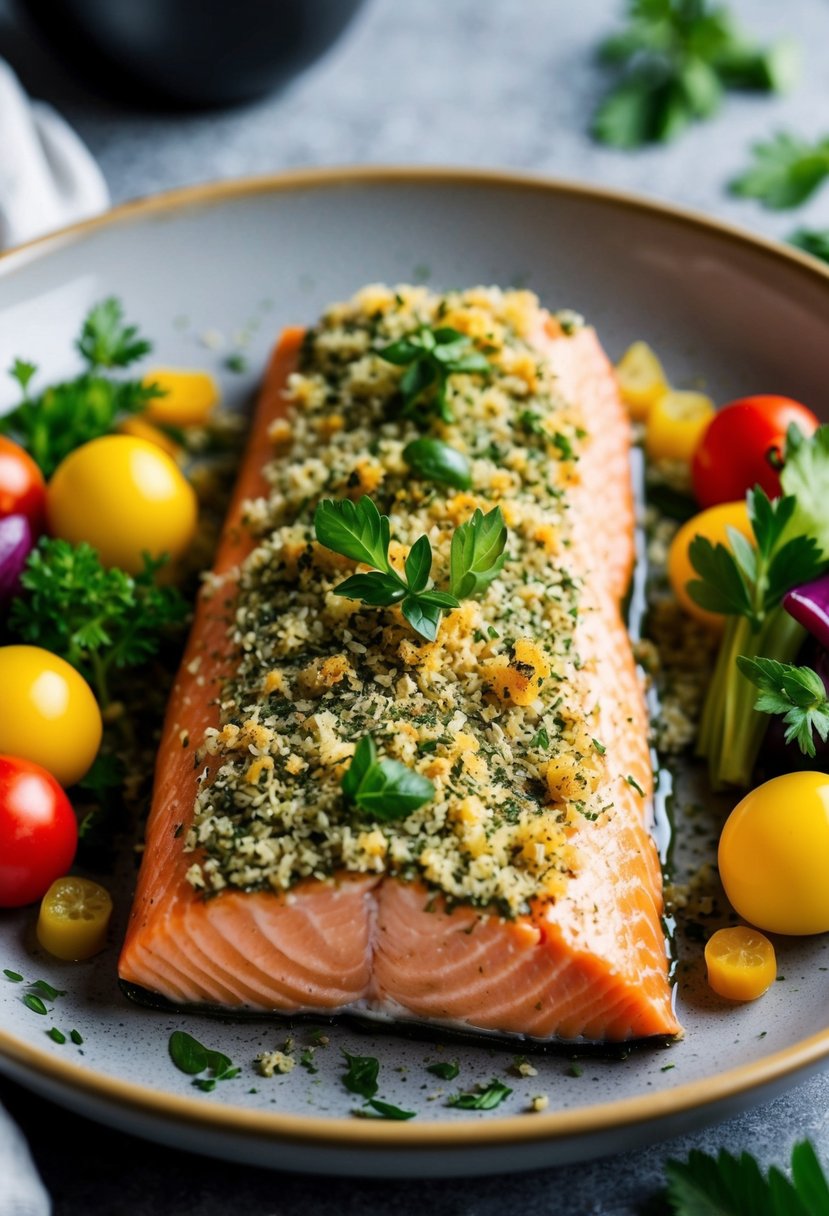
118,415 -> 183,461
143,367 -> 219,427
645,389 -> 715,464
37,876 -> 113,962
704,926 -> 776,1002
615,341 -> 669,420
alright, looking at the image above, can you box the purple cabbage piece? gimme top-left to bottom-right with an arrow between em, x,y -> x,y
0,514 -> 33,601
784,572 -> 829,650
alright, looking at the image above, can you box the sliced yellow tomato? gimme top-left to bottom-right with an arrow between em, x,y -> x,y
47,435 -> 198,575
719,772 -> 829,935
0,645 -> 101,787
615,342 -> 669,421
37,876 -> 113,961
705,926 -> 776,1001
667,500 -> 752,630
143,368 -> 218,427
118,415 -> 183,461
645,389 -> 716,463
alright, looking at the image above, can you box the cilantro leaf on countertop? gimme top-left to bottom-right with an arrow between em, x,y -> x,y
731,132 -> 829,210
8,539 -> 188,709
736,657 -> 829,757
341,735 -> 435,821
377,325 -> 490,423
593,0 -> 797,149
664,1140 -> 829,1215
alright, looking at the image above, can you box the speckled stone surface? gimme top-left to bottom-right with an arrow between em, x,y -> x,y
0,0 -> 828,1210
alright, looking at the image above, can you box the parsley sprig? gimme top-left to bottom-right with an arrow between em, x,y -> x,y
731,132 -> 829,210
313,496 -> 507,641
2,298 -> 160,476
377,325 -> 490,423
736,657 -> 829,757
9,538 -> 188,708
664,1140 -> 829,1215
342,735 -> 435,821
593,0 -> 797,149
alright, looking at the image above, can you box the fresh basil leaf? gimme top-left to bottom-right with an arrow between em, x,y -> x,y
169,1030 -> 209,1076
357,1098 -> 416,1121
401,595 -> 445,642
342,735 -> 378,802
405,534 -> 433,594
402,437 -> 472,490
333,572 -> 407,605
427,1061 -> 460,1080
353,758 -> 435,821
449,507 -> 508,600
378,338 -> 425,366
400,358 -> 437,406
314,497 -> 391,572
447,1079 -> 513,1111
341,1051 -> 379,1099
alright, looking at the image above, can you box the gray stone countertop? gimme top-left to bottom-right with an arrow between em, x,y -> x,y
1,0 -> 828,1211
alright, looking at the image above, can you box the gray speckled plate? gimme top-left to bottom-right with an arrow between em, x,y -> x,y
1,168 -> 829,1178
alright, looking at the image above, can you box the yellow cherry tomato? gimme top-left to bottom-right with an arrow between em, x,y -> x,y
37,876 -> 113,961
0,646 -> 101,786
117,415 -> 183,461
667,500 -> 752,630
47,435 -> 197,574
645,389 -> 716,463
719,772 -> 829,935
704,926 -> 776,1001
616,341 -> 669,421
143,368 -> 218,427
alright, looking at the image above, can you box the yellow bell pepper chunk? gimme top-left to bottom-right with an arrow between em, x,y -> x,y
704,925 -> 776,1002
118,415 -> 183,461
615,341 -> 669,421
37,876 -> 113,962
143,368 -> 219,427
645,389 -> 716,464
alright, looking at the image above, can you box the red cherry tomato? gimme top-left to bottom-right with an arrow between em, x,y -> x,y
0,437 -> 46,533
0,755 -> 77,908
692,395 -> 820,509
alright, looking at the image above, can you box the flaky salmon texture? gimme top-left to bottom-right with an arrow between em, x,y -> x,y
119,285 -> 681,1043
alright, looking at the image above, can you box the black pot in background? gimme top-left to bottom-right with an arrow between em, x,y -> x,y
14,0 -> 367,108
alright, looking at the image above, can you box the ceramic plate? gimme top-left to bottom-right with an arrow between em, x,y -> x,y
1,169 -> 828,1178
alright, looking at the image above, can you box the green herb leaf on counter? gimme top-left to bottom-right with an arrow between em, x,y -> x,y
356,1099 -> 417,1121
664,1140 -> 829,1216
736,657 -> 829,757
169,1031 -> 209,1075
9,540 -> 188,708
342,735 -> 435,821
378,325 -> 490,423
47,1028 -> 66,1045
341,1051 -> 380,1100
427,1061 -> 460,1081
593,0 -> 797,149
790,229 -> 829,263
731,132 -> 829,210
402,437 -> 472,490
447,1078 -> 513,1111
22,994 -> 49,1016
449,507 -> 508,600
29,980 -> 66,1001
77,298 -> 152,369
3,970 -> 23,982
70,1030 -> 83,1045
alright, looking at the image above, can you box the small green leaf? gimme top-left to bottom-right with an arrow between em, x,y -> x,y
427,1061 -> 460,1081
402,438 -> 472,489
405,534 -> 433,594
687,537 -> 753,619
731,133 -> 829,210
333,572 -> 406,606
168,1030 -> 209,1076
70,1029 -> 84,1045
626,774 -> 646,797
3,969 -> 24,983
29,979 -> 66,1001
23,994 -> 49,1016
447,1079 -> 513,1111
449,507 -> 508,600
529,727 -> 550,750
401,595 -> 445,642
47,1028 -> 66,1044
341,1051 -> 380,1100
353,758 -> 435,821
342,735 -> 378,802
76,297 -> 152,369
313,497 -> 392,572
790,229 -> 829,264
357,1098 -> 417,1121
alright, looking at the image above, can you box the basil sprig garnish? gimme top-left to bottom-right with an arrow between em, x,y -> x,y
378,325 -> 490,423
342,735 -> 434,821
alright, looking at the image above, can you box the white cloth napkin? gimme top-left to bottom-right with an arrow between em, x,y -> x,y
0,58 -> 106,1212
0,57 -> 109,249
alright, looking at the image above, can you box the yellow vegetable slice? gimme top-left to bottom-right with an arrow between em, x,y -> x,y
143,368 -> 219,427
645,389 -> 716,463
615,341 -> 669,420
37,876 -> 113,961
704,926 -> 776,1002
667,500 -> 752,630
118,415 -> 183,461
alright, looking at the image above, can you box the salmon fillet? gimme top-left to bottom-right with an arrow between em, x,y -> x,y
120,288 -> 679,1042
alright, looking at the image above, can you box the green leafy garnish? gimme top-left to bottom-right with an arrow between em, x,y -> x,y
790,229 -> 829,264
529,727 -> 550,750
314,497 -> 506,642
593,0 -> 797,149
9,539 -> 188,708
77,298 -> 152,369
664,1140 -> 829,1215
780,424 -> 829,559
29,979 -> 66,1001
70,1029 -> 83,1046
3,970 -> 23,982
47,1028 -> 66,1045
224,352 -> 248,374
356,1099 -> 417,1121
402,437 -> 472,489
626,774 -> 646,796
23,994 -> 48,1016
341,1051 -> 380,1100
427,1061 -> 460,1081
736,657 -> 829,757
299,1048 -> 318,1074
377,325 -> 490,423
168,1031 -> 238,1088
342,735 -> 435,821
731,132 -> 829,210
447,1078 -> 513,1111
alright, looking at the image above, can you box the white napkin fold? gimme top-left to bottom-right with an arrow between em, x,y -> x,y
0,57 -> 109,249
